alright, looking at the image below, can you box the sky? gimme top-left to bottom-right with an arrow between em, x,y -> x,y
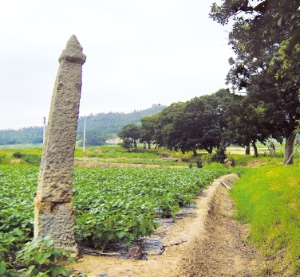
0,0 -> 233,130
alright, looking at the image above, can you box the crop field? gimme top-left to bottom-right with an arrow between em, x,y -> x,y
0,164 -> 231,255
1,144 -> 299,275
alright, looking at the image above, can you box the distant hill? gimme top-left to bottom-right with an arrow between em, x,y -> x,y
0,127 -> 43,146
0,105 -> 165,146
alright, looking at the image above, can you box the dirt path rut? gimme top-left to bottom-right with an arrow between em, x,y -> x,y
179,174 -> 262,276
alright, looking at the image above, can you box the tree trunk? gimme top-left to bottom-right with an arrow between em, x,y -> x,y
193,150 -> 197,156
251,141 -> 258,157
148,142 -> 151,149
133,139 -> 137,148
143,142 -> 146,149
245,144 -> 250,155
284,132 -> 296,165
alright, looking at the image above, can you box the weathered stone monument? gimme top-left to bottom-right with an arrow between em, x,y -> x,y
34,35 -> 86,255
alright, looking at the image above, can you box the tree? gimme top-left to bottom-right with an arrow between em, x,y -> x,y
223,95 -> 275,157
149,89 -> 238,155
0,127 -> 43,145
210,0 -> 300,164
140,117 -> 156,149
139,88 -> 281,158
119,138 -> 134,152
176,89 -> 238,154
118,124 -> 141,149
149,102 -> 186,150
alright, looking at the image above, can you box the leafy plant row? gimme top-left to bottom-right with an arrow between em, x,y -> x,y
73,165 -> 231,248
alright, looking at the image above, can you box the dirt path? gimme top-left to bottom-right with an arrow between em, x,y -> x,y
178,175 -> 263,276
75,158 -> 186,168
72,174 -> 263,276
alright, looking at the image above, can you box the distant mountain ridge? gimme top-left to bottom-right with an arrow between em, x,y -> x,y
0,105 -> 165,146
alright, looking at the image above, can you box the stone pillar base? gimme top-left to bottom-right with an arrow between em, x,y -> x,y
34,198 -> 78,256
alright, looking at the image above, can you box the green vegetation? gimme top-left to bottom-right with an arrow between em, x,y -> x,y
0,163 -> 231,274
210,1 -> 300,164
80,145 -> 195,158
231,165 -> 300,274
73,165 -> 232,248
0,166 -> 77,276
0,1 -> 298,275
131,89 -> 243,156
14,236 -> 75,277
77,104 -> 165,146
1,235 -> 78,276
118,124 -> 141,150
0,127 -> 43,146
0,143 -> 299,275
76,145 -> 198,167
1,143 -> 299,168
0,148 -> 42,166
119,88 -> 299,165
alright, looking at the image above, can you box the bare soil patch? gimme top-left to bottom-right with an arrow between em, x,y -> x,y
246,160 -> 269,167
71,174 -> 264,276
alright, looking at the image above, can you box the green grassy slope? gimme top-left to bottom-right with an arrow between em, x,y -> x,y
231,165 -> 300,274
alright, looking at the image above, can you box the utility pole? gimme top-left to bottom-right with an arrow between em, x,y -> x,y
83,117 -> 86,153
43,116 -> 46,145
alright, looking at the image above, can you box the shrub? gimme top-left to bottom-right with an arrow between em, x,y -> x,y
21,154 -> 41,166
196,159 -> 203,168
13,152 -> 23,159
211,146 -> 227,163
119,138 -> 133,152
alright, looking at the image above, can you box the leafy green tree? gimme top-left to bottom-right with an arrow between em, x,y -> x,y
119,138 -> 134,152
118,124 -> 141,149
223,95 -> 274,157
211,142 -> 227,163
146,89 -> 238,155
140,89 -> 280,158
150,102 -> 186,150
85,131 -> 107,146
178,89 -> 237,154
210,0 -> 300,164
140,117 -> 156,149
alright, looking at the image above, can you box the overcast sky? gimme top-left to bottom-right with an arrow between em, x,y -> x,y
0,0 -> 232,130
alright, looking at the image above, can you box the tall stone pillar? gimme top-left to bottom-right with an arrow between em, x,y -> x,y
34,35 -> 86,255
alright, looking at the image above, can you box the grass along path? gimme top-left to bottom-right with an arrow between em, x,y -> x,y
231,164 -> 300,275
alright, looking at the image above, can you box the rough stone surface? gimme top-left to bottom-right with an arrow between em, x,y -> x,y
34,35 -> 86,254
34,201 -> 78,253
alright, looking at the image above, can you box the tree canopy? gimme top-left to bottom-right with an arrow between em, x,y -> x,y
137,89 -> 259,156
210,0 -> 300,164
118,124 -> 141,149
